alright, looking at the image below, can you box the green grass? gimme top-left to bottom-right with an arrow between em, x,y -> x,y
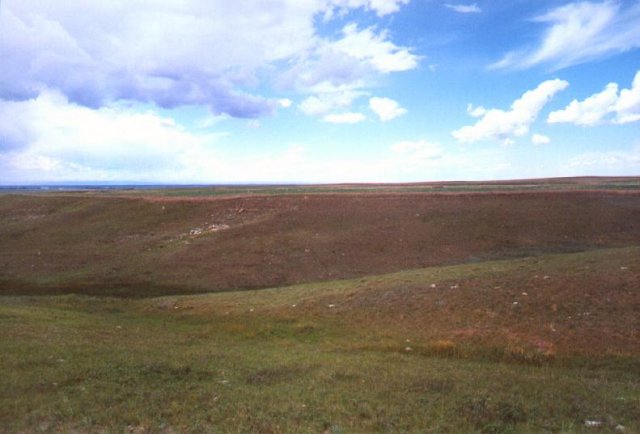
2,248 -> 639,433
2,186 -> 640,432
2,296 -> 638,433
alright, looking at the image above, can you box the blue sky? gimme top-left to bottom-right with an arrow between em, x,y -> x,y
0,0 -> 639,184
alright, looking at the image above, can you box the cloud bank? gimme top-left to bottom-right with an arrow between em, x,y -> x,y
0,0 -> 417,119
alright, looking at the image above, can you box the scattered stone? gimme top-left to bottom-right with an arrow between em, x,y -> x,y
328,304 -> 335,308
291,304 -> 297,308
450,284 -> 459,289
404,346 -> 412,352
615,424 -> 626,432
430,283 -> 437,288
620,266 -> 628,270
543,275 -> 550,280
522,292 -> 528,296
584,420 -> 602,427
513,301 -> 519,305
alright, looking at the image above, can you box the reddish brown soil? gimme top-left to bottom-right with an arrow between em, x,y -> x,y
1,190 -> 640,296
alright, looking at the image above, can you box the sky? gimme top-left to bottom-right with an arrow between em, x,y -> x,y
0,0 -> 639,184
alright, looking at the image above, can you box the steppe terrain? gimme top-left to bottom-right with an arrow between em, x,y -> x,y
1,177 -> 639,433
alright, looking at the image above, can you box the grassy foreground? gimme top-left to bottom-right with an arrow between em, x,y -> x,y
2,247 -> 639,433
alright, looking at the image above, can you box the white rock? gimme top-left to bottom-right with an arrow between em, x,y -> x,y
584,420 -> 602,427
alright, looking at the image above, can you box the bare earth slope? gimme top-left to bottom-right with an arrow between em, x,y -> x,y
1,187 -> 640,296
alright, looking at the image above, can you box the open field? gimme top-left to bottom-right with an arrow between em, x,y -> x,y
1,178 -> 640,432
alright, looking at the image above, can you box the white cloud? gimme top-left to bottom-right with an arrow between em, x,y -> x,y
278,22 -> 418,119
466,104 -> 488,118
0,90 -> 223,182
328,0 -> 410,17
291,21 -> 418,120
491,1 -> 640,70
0,94 -> 513,183
445,3 -> 481,14
332,24 -> 420,74
0,0 -> 414,118
531,134 -> 550,145
614,71 -> 640,124
548,71 -> 640,125
369,97 -> 407,121
453,79 -> 569,144
322,112 -> 367,124
548,83 -> 618,126
299,90 -> 366,116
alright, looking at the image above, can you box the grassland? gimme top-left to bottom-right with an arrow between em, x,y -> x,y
1,178 -> 639,433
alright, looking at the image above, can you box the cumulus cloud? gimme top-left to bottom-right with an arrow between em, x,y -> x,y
453,79 -> 569,144
0,90 -> 224,181
332,24 -> 420,74
0,0 -> 414,119
289,24 -> 417,119
369,97 -> 407,121
491,1 -> 640,70
548,83 -> 619,126
322,112 -> 367,124
444,3 -> 482,14
548,71 -> 640,125
531,134 -> 551,145
299,90 -> 366,116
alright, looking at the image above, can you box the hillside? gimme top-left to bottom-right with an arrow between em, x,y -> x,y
1,181 -> 640,432
2,185 -> 640,297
